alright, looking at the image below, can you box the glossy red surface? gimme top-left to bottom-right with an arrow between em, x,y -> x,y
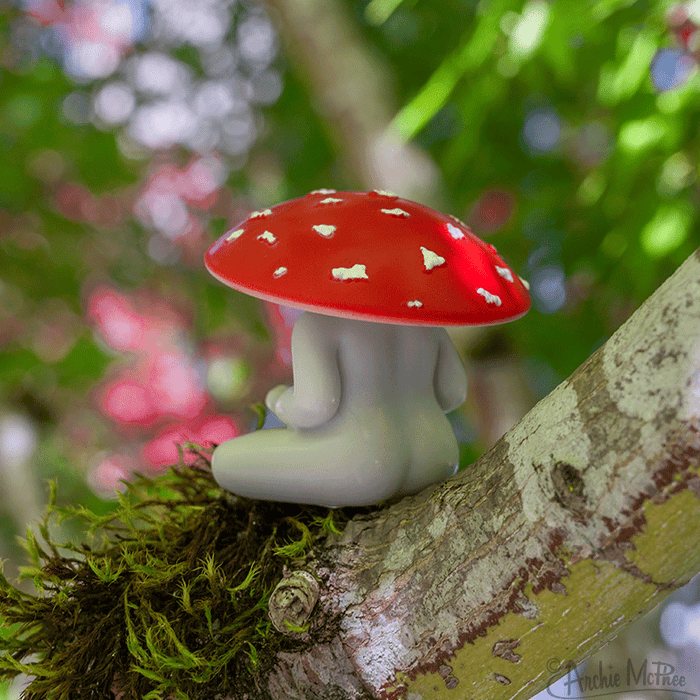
205,190 -> 531,326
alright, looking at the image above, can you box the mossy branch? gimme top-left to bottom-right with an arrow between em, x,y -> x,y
0,451 -> 349,700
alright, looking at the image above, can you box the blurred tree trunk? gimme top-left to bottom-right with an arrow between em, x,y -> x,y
255,247 -> 700,700
264,0 -> 442,203
468,356 -> 536,449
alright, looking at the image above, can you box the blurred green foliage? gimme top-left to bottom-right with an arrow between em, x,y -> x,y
2,0 -> 697,409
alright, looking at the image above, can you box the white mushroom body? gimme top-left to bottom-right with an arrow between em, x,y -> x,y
212,311 -> 467,506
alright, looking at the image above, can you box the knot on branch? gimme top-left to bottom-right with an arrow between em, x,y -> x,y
268,569 -> 319,634
551,460 -> 592,521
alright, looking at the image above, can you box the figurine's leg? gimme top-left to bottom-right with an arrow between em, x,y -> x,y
399,403 -> 460,496
211,422 -> 407,507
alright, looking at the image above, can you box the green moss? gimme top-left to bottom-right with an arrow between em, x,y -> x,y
0,449 -> 350,700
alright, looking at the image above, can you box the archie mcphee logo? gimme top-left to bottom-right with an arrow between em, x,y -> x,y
546,657 -> 698,698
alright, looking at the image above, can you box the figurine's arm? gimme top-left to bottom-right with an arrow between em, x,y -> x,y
266,312 -> 341,429
434,328 -> 468,413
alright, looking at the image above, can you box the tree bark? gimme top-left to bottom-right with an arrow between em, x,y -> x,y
262,247 -> 700,700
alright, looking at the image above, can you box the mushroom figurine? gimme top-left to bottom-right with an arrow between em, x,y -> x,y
205,190 -> 530,507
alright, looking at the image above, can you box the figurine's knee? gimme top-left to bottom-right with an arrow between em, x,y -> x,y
212,430 -> 306,502
210,434 -> 256,495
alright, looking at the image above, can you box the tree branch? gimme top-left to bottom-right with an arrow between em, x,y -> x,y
264,247 -> 700,700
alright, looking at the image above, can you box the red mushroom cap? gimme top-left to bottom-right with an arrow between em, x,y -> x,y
205,190 -> 530,326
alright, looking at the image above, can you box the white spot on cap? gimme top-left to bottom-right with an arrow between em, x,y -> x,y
381,208 -> 410,217
332,264 -> 368,281
407,300 -> 423,307
273,267 -> 287,278
420,246 -> 446,271
372,190 -> 397,197
488,243 -> 498,254
257,230 -> 276,244
313,224 -> 336,237
310,188 -> 336,195
496,266 -> 514,283
519,276 -> 530,290
477,288 -> 502,306
250,208 -> 272,218
447,222 -> 466,240
320,197 -> 343,204
226,229 -> 244,242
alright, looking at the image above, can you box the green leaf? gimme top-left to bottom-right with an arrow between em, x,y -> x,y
390,0 -> 521,140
